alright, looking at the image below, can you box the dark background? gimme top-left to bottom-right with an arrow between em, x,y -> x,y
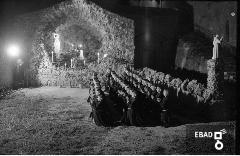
0,0 -> 64,21
89,0 -> 193,72
0,0 -> 128,22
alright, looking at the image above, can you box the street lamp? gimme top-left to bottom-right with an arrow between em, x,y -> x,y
231,12 -> 236,17
5,43 -> 24,88
6,44 -> 20,57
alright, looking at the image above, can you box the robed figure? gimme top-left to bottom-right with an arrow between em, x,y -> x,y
53,33 -> 60,57
79,50 -> 84,60
212,35 -> 223,59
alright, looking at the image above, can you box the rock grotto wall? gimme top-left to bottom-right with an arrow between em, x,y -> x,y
57,24 -> 102,62
37,45 -> 111,88
10,0 -> 134,87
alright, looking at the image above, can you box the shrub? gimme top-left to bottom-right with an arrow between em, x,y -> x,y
186,80 -> 198,94
193,83 -> 205,97
181,79 -> 189,93
170,78 -> 182,89
164,74 -> 173,86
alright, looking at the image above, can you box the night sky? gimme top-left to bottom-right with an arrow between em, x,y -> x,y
0,0 -> 131,27
0,0 -> 65,22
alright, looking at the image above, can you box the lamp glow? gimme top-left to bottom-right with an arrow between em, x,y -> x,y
7,44 -> 20,57
231,12 -> 236,16
103,53 -> 108,58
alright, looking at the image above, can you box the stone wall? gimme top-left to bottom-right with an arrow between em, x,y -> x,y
188,1 -> 237,47
175,31 -> 236,80
173,1 -> 236,81
207,59 -> 224,101
9,0 -> 134,87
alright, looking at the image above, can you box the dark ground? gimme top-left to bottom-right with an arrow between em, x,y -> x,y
0,87 -> 236,154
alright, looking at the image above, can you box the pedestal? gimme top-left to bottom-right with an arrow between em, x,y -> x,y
207,59 -> 224,101
207,59 -> 225,121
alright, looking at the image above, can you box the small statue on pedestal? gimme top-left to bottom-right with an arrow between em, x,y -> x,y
64,62 -> 67,70
53,33 -> 60,56
71,58 -> 74,68
212,34 -> 223,59
79,50 -> 84,60
51,51 -> 54,63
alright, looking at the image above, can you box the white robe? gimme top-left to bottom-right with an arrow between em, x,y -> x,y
79,50 -> 84,60
54,34 -> 60,54
212,37 -> 221,59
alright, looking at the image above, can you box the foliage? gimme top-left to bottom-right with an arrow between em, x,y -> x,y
164,74 -> 173,86
193,83 -> 206,97
186,80 -> 198,94
11,0 -> 134,87
140,67 -> 212,104
170,78 -> 182,89
157,72 -> 165,84
181,79 -> 189,92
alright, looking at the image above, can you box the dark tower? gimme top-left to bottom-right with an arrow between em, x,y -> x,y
90,0 -> 193,72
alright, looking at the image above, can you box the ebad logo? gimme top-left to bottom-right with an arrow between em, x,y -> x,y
195,129 -> 227,150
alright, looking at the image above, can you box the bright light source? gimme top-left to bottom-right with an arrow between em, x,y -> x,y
231,12 -> 236,16
7,44 -> 20,57
103,53 -> 108,58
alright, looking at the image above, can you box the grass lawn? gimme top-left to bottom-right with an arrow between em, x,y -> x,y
0,87 -> 236,154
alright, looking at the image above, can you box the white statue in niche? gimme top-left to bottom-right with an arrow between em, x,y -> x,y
212,34 -> 223,59
71,58 -> 73,68
79,50 -> 84,60
53,33 -> 60,55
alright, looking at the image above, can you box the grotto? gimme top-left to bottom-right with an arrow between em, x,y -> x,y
0,0 -> 237,154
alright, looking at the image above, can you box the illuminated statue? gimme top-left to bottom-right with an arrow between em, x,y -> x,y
51,51 -> 54,62
71,58 -> 73,68
97,52 -> 100,64
64,62 -> 67,69
53,33 -> 60,55
79,50 -> 84,60
212,34 -> 223,59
